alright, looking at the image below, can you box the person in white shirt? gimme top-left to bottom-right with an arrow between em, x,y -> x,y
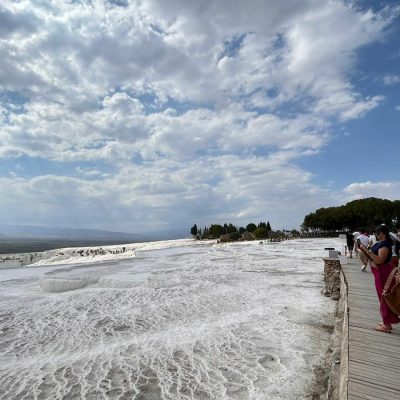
389,232 -> 399,268
368,234 -> 376,248
356,233 -> 370,271
353,231 -> 361,257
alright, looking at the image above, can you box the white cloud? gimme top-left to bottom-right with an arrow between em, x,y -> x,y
383,75 -> 400,85
1,94 -> 330,162
0,154 -> 333,231
338,95 -> 384,121
0,0 -> 397,230
75,167 -> 109,178
342,181 -> 400,201
0,0 -> 392,114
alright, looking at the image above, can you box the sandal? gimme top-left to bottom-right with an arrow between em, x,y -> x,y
378,322 -> 393,330
374,324 -> 392,333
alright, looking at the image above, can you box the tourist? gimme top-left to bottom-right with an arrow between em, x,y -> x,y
353,231 -> 361,257
368,233 -> 376,249
359,225 -> 399,333
389,232 -> 400,268
346,231 -> 354,258
397,231 -> 400,262
356,232 -> 370,271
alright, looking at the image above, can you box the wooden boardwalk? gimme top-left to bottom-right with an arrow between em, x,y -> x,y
342,257 -> 400,400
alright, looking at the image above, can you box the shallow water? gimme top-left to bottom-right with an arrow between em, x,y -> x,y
0,238 -> 341,399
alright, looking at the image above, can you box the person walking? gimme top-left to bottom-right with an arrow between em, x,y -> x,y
356,232 -> 370,271
353,231 -> 361,257
346,231 -> 354,258
360,225 -> 400,333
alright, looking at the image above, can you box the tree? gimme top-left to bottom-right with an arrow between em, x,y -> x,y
302,198 -> 398,232
230,231 -> 242,241
258,221 -> 267,228
190,224 -> 198,236
226,223 -> 237,233
246,223 -> 257,233
253,227 -> 268,239
238,227 -> 246,234
222,222 -> 237,234
209,224 -> 224,238
266,221 -> 271,231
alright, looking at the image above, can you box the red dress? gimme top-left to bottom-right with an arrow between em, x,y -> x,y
371,240 -> 400,325
371,263 -> 400,325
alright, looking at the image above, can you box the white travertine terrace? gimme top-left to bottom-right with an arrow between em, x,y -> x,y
0,238 -> 341,399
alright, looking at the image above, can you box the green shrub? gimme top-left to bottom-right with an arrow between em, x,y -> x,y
229,231 -> 242,241
253,227 -> 268,239
246,223 -> 257,233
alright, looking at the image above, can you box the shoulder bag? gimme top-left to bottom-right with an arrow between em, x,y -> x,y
382,267 -> 400,315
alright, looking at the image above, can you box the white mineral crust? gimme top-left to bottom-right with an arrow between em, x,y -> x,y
0,238 -> 341,399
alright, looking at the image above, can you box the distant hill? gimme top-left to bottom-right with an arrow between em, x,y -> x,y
0,224 -> 138,241
0,224 -> 187,242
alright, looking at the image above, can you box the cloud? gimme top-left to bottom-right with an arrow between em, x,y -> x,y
0,153 -> 333,231
0,6 -> 39,37
75,167 -> 109,179
0,0 -> 392,114
338,95 -> 384,121
1,93 -> 330,163
342,181 -> 400,201
0,0 -> 397,230
383,75 -> 400,85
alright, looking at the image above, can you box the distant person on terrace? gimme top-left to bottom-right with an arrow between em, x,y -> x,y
359,225 -> 399,333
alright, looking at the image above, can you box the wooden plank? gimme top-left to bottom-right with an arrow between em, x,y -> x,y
348,380 -> 400,400
349,360 -> 400,391
350,351 -> 400,368
350,344 -> 400,360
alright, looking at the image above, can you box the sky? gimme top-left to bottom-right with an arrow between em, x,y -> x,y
0,0 -> 400,234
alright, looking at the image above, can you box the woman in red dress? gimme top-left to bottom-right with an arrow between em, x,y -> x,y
360,225 -> 400,333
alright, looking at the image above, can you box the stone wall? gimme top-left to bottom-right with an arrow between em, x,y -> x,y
323,258 -> 349,400
323,258 -> 342,300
